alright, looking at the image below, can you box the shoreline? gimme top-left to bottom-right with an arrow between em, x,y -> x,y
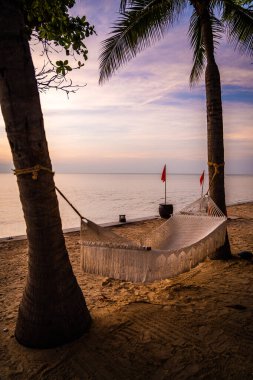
0,202 -> 252,379
0,215 -> 160,243
1,200 -> 252,243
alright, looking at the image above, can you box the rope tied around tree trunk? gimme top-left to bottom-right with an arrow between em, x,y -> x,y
12,164 -> 54,180
208,161 -> 224,176
206,161 -> 225,195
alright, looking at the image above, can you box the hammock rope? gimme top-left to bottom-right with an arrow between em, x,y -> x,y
206,161 -> 225,195
55,186 -> 129,244
80,195 -> 227,282
55,186 -> 86,221
11,167 -> 227,282
13,164 -> 54,180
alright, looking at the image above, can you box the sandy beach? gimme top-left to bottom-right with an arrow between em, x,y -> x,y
0,202 -> 252,379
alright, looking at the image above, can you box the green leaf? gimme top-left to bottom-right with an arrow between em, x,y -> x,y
99,0 -> 187,84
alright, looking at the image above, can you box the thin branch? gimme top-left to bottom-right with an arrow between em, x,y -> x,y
30,34 -> 87,95
35,61 -> 86,96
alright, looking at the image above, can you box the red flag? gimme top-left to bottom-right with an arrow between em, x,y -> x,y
161,164 -> 166,182
200,170 -> 205,186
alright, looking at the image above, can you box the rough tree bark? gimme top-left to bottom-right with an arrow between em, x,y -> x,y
200,5 -> 231,258
0,0 -> 91,348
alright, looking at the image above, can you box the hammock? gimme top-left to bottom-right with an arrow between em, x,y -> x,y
80,196 -> 227,283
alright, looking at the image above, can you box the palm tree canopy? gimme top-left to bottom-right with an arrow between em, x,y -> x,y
99,0 -> 253,85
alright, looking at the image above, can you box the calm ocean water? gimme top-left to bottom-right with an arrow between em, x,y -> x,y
0,173 -> 252,238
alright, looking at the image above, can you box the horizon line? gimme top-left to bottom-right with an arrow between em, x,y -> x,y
0,171 -> 252,176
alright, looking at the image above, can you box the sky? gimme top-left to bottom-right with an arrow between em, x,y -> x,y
0,0 -> 253,174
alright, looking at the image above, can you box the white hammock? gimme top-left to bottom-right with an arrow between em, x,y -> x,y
80,196 -> 227,283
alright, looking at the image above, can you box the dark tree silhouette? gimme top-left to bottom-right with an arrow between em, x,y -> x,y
0,0 -> 94,348
99,0 -> 253,258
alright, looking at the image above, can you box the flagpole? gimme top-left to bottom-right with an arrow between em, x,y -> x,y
200,181 -> 203,212
165,174 -> 166,204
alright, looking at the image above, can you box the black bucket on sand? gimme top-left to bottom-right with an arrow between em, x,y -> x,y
159,204 -> 173,219
119,215 -> 126,223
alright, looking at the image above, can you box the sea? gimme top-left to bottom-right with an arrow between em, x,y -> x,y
0,173 -> 252,239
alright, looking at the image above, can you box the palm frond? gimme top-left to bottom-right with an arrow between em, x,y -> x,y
188,10 -> 206,85
120,0 -> 127,12
99,0 -> 187,85
222,0 -> 253,56
208,9 -> 224,49
120,0 -> 132,12
189,5 -> 224,85
120,0 -> 152,12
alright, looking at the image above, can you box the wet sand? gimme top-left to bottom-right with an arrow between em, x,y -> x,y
0,203 -> 252,379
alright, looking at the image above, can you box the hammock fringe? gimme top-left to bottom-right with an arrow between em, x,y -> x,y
80,196 -> 227,283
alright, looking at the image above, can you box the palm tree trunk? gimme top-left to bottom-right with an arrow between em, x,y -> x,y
201,11 -> 226,214
205,62 -> 229,213
0,1 -> 91,348
200,6 -> 231,258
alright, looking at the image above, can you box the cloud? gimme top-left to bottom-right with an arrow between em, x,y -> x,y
0,0 -> 252,175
